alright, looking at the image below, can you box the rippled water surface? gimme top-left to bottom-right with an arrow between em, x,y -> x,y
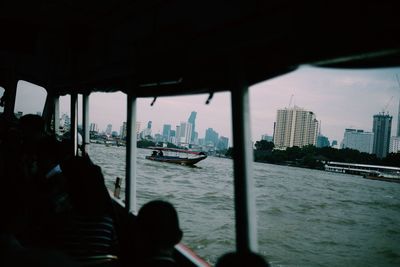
88,144 -> 400,266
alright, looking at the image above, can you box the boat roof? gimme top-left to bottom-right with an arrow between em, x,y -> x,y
326,161 -> 400,171
149,147 -> 204,155
1,1 -> 399,96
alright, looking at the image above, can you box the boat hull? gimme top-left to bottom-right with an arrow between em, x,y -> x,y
362,175 -> 400,184
145,155 -> 207,165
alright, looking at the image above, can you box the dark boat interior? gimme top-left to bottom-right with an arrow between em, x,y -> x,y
1,1 -> 399,266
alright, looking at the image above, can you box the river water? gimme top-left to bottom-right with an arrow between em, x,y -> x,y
88,144 -> 400,266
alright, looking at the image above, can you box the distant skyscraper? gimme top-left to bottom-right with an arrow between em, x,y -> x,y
140,120 -> 152,138
273,106 -> 319,149
178,122 -> 192,144
90,123 -> 99,132
205,128 -> 219,147
389,136 -> 400,153
60,114 -> 70,131
341,129 -> 374,153
372,113 -> 392,158
175,125 -> 181,144
136,122 -> 141,134
162,124 -> 171,140
217,136 -> 229,150
188,111 -> 197,143
106,124 -> 112,135
120,122 -> 127,139
316,135 -> 330,148
261,134 -> 273,142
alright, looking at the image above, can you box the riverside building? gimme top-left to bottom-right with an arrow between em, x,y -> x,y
273,106 -> 319,149
372,113 -> 392,158
341,129 -> 374,154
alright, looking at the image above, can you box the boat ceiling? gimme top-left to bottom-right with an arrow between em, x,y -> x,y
1,1 -> 399,96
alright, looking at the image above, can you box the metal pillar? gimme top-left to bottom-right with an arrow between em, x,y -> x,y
3,79 -> 18,119
125,93 -> 137,213
230,85 -> 258,253
70,93 -> 78,156
42,93 -> 55,133
82,93 -> 90,155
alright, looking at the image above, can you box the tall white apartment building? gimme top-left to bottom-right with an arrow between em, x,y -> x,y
178,121 -> 193,145
273,106 -> 319,149
341,129 -> 374,153
389,136 -> 400,153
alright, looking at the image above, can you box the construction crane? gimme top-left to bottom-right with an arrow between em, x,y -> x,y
382,96 -> 394,114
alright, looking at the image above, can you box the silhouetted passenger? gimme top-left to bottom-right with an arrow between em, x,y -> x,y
19,114 -> 46,145
136,200 -> 183,267
215,252 -> 270,267
56,156 -> 118,263
17,135 -> 72,248
158,150 -> 163,157
0,247 -> 78,267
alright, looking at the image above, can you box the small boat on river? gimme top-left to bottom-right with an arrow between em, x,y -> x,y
146,147 -> 207,166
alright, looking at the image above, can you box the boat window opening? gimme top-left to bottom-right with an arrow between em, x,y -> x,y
0,86 -> 4,113
87,92 -> 235,264
14,80 -> 46,118
85,92 -> 127,194
248,65 -> 400,266
58,95 -> 71,139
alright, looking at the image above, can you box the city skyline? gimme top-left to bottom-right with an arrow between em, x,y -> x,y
6,65 -> 400,145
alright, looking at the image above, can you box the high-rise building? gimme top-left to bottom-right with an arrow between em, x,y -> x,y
175,125 -> 181,144
106,124 -> 112,135
341,129 -> 374,153
372,113 -> 392,158
317,135 -> 330,148
140,120 -> 152,139
120,122 -> 127,139
188,111 -> 197,143
90,123 -> 99,132
261,134 -> 273,142
389,136 -> 400,153
136,122 -> 141,137
178,122 -> 192,144
162,124 -> 171,141
205,128 -> 219,147
273,106 -> 319,149
217,136 -> 229,150
60,114 -> 70,131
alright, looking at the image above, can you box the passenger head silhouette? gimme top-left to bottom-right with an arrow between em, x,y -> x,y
215,252 -> 270,267
137,200 -> 183,251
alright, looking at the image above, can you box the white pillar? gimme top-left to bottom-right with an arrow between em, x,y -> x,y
231,85 -> 258,253
125,93 -> 137,213
82,93 -> 90,154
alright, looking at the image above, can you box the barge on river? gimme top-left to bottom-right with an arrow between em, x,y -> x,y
325,162 -> 400,183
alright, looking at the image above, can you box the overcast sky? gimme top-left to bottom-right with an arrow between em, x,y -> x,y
6,65 -> 400,146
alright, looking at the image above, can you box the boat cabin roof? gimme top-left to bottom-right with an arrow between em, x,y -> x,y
149,147 -> 204,155
1,1 -> 399,96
